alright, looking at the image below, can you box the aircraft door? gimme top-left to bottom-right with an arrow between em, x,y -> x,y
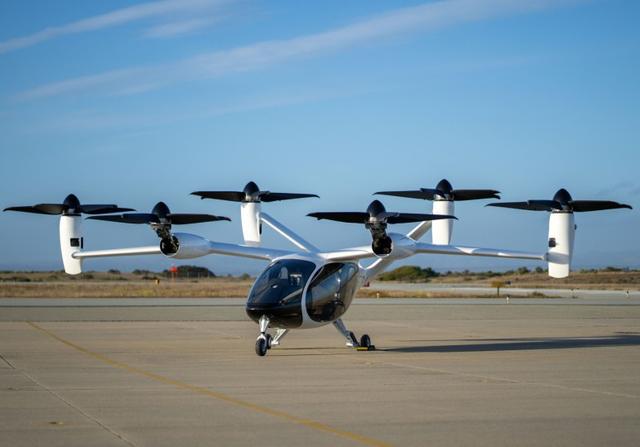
305,262 -> 359,323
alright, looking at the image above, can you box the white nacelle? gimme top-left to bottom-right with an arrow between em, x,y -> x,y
547,212 -> 575,278
387,232 -> 419,258
241,202 -> 261,246
59,215 -> 83,275
166,233 -> 211,259
432,200 -> 454,245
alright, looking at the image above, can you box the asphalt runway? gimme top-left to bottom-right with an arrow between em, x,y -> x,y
1,297 -> 640,446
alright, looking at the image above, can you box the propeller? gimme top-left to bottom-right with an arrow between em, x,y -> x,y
88,202 -> 230,253
375,178 -> 500,201
191,181 -> 319,203
3,194 -> 133,216
308,200 -> 456,255
487,188 -> 632,213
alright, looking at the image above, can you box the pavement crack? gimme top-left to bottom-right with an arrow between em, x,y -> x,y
377,361 -> 640,399
19,369 -> 138,446
0,353 -> 16,369
22,323 -> 138,447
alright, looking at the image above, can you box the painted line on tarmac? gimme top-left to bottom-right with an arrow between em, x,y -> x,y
27,322 -> 392,447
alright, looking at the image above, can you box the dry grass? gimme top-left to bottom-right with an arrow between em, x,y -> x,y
1,269 -> 635,298
355,288 -> 555,299
0,280 -> 554,299
428,270 -> 640,290
0,280 -> 253,298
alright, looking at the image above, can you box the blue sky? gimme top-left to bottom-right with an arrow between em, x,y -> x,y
0,0 -> 638,274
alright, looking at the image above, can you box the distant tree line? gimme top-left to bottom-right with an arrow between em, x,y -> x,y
162,265 -> 216,279
378,265 -> 550,282
378,266 -> 440,282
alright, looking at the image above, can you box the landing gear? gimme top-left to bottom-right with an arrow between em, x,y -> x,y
255,317 -> 289,356
255,315 -> 271,357
349,331 -> 358,347
360,334 -> 371,349
333,319 -> 375,350
255,337 -> 268,356
271,328 -> 288,346
333,319 -> 357,346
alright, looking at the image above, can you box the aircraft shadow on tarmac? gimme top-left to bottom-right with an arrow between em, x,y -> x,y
382,333 -> 640,353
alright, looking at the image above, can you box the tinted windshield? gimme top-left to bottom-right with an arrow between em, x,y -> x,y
247,260 -> 316,306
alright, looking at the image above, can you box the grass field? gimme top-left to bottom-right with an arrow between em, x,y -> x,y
427,269 -> 640,290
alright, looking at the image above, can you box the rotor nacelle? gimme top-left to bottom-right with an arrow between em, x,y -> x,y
192,181 -> 319,246
487,188 -> 631,278
375,178 -> 500,245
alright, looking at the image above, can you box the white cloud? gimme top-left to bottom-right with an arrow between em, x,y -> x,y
17,0 -> 581,100
144,17 -> 219,38
0,0 -> 226,54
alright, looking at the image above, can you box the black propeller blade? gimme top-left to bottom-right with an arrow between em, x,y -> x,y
375,179 -> 500,202
192,181 -> 319,203
308,200 -> 456,256
307,212 -> 370,224
487,188 -> 632,213
3,194 -> 133,215
308,200 -> 457,225
88,201 -> 230,225
88,202 -> 229,256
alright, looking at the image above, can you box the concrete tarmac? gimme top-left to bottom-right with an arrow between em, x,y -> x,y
1,297 -> 640,446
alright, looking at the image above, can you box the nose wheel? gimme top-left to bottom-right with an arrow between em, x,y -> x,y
255,315 -> 273,357
255,334 -> 271,356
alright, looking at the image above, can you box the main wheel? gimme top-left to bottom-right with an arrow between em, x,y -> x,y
360,334 -> 371,348
255,337 -> 268,356
349,331 -> 358,346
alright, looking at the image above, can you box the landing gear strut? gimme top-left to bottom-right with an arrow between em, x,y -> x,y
333,318 -> 375,350
255,315 -> 271,357
255,317 -> 289,356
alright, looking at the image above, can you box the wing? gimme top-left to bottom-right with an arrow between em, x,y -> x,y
205,241 -> 294,261
74,246 -> 162,259
414,242 -> 545,261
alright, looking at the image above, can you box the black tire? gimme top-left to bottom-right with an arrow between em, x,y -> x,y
266,334 -> 273,349
360,334 -> 371,348
255,338 -> 268,356
349,331 -> 358,346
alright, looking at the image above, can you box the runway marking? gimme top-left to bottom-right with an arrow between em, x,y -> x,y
373,360 -> 639,400
27,322 -> 392,447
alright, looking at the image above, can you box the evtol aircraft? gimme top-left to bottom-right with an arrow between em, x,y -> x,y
4,180 -> 632,356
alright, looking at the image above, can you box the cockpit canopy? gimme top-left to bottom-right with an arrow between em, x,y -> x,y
246,259 -> 360,328
247,259 -> 317,307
